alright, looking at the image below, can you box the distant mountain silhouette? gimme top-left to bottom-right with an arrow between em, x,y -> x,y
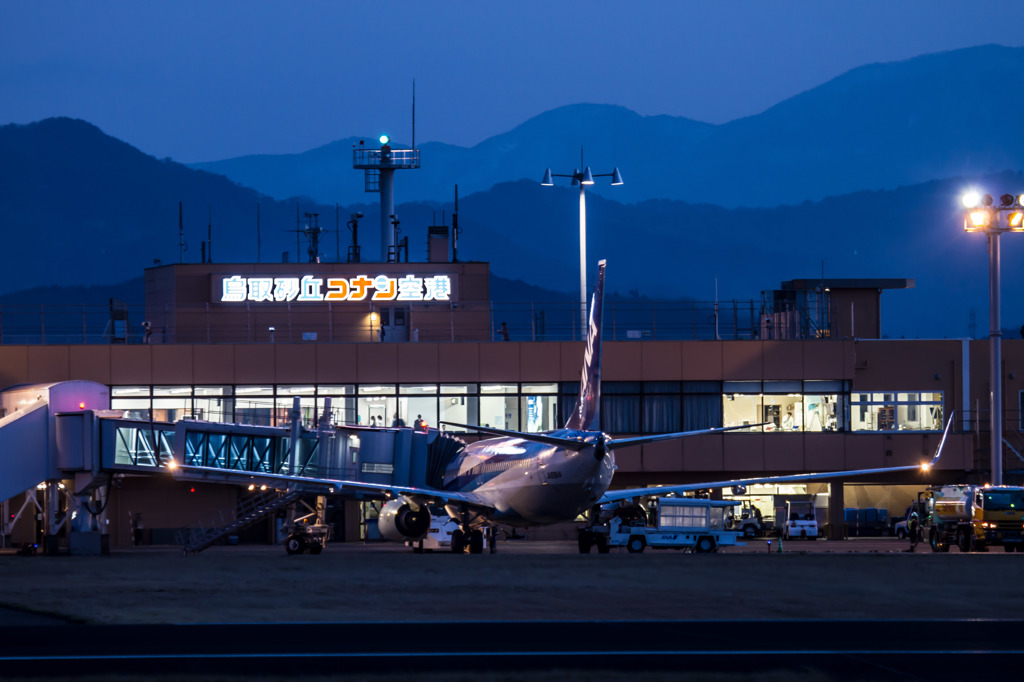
191,45 -> 1024,209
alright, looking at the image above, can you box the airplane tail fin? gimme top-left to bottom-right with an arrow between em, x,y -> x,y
564,259 -> 606,431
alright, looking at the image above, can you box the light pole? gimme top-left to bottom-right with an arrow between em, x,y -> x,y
541,161 -> 623,338
961,190 -> 1024,485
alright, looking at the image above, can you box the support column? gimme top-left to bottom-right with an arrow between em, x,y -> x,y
828,482 -> 845,540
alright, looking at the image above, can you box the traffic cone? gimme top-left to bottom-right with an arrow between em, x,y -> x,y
777,537 -> 783,553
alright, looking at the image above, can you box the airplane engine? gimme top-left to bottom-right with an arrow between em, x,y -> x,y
377,499 -> 432,542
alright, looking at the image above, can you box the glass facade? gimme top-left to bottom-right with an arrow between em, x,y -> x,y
108,381 -> 943,435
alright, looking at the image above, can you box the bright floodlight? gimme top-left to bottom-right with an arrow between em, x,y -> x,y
1010,212 -> 1024,229
541,168 -> 553,186
611,167 -> 624,186
379,134 -> 390,145
962,191 -> 982,208
969,210 -> 991,228
581,166 -> 595,185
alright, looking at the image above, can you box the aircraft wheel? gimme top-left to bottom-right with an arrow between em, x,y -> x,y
626,536 -> 646,554
595,533 -> 610,554
284,534 -> 305,555
451,529 -> 466,553
578,530 -> 594,554
469,529 -> 485,554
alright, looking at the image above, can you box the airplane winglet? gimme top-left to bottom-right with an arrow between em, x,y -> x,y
924,413 -> 954,469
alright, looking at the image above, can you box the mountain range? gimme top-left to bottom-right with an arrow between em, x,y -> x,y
190,45 -> 1024,209
3,45 -> 1024,340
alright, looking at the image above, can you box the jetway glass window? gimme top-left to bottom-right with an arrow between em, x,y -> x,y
645,382 -> 681,433
521,384 -> 557,433
194,386 -> 233,423
850,392 -> 943,432
440,385 -> 477,432
359,384 -> 396,427
111,386 -> 151,420
235,386 -> 275,426
400,385 -> 438,430
318,385 -> 355,426
481,384 -> 518,430
153,386 -> 192,422
682,381 -> 722,431
602,382 -> 640,435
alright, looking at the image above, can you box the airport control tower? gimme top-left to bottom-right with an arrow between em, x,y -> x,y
353,135 -> 420,262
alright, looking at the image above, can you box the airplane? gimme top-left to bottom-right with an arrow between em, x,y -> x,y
172,259 -> 950,554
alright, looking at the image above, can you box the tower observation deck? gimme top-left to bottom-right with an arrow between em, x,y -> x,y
353,139 -> 420,263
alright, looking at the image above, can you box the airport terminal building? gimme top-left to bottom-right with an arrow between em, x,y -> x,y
1,251 -> 1021,550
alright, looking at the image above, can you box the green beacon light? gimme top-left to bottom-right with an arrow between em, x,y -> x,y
379,134 -> 390,145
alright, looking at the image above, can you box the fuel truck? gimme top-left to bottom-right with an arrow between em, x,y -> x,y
921,485 -> 1024,552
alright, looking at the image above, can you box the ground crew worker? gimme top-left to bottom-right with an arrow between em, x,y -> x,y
908,511 -> 920,550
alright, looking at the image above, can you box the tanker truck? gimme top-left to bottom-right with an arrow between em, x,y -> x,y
920,485 -> 1024,552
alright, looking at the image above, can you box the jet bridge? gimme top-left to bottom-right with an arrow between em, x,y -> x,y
1,381 -> 465,554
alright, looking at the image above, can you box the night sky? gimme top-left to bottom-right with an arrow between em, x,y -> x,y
4,1 -> 1024,163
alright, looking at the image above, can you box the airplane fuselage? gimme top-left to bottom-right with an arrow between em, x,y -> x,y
441,429 -> 616,526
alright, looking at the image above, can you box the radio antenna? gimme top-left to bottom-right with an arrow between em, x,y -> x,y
411,78 -> 416,150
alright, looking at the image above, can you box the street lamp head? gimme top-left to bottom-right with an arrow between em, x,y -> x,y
540,168 -> 553,186
611,167 -> 624,186
581,166 -> 595,185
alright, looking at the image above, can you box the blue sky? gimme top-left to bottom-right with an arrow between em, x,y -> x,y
4,1 -> 1024,162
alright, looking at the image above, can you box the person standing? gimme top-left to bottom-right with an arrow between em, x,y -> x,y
908,511 -> 920,551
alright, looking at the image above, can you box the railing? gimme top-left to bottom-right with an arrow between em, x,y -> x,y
0,300 -> 791,344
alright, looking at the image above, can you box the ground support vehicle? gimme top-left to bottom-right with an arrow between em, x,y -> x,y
581,497 -> 743,553
731,502 -> 769,538
780,499 -> 819,540
921,485 -> 1024,553
283,520 -> 331,555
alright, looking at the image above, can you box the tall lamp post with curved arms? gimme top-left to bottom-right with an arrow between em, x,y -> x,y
962,190 -> 1024,485
541,162 -> 623,337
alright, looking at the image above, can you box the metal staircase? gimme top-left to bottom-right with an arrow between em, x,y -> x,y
179,489 -> 303,555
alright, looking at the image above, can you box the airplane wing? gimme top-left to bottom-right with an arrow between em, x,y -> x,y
600,414 -> 953,504
439,421 -> 592,450
606,423 -> 770,449
170,463 -> 495,511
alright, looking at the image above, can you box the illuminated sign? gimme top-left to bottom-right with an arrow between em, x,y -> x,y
219,274 -> 452,303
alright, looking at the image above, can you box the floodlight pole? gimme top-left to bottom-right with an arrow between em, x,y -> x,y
988,230 -> 1002,486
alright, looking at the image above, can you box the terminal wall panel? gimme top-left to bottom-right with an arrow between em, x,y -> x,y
0,347 -> 29,387
519,343 -> 559,383
193,345 -> 236,384
761,341 -> 802,381
315,344 -> 358,383
803,432 -> 844,470
764,434 -> 803,471
614,445 -> 643,473
802,340 -> 848,380
397,343 -> 439,383
274,344 -> 315,384
845,433 -> 884,469
603,342 -> 641,382
681,342 -> 723,380
479,343 -> 519,382
641,342 -> 681,381
356,344 -> 399,383
559,342 -> 585,381
853,340 -> 958,390
641,439 -> 682,473
724,434 -> 764,472
721,341 -> 761,380
233,345 -> 275,384
682,435 -> 724,472
109,346 -> 152,385
439,343 -> 478,381
26,346 -> 70,383
69,347 -> 111,384
152,346 -> 194,385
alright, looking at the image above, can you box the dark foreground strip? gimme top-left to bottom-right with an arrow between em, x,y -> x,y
1,620 -> 1022,679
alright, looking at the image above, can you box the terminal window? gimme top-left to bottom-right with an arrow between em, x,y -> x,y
849,392 -> 943,431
